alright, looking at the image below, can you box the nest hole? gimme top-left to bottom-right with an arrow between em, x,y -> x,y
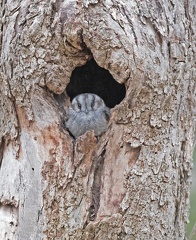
66,58 -> 126,108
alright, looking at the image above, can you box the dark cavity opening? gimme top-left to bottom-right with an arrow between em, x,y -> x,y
66,58 -> 126,108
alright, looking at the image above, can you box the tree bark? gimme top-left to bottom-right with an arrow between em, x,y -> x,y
0,0 -> 195,239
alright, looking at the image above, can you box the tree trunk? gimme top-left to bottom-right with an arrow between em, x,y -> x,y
0,0 -> 195,239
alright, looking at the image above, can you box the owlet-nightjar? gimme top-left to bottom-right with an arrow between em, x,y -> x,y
66,93 -> 110,138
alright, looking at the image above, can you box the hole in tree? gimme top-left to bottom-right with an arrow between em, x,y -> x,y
66,58 -> 126,108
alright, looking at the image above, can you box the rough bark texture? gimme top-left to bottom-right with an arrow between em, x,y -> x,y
0,0 -> 195,239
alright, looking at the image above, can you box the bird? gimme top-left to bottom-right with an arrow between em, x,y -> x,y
66,93 -> 110,138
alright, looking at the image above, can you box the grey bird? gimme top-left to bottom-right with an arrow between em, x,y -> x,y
66,93 -> 110,138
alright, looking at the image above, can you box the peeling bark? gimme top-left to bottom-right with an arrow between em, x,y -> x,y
0,0 -> 195,239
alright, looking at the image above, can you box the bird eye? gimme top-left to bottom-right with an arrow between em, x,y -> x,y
91,102 -> 94,109
78,103 -> 81,109
91,95 -> 95,109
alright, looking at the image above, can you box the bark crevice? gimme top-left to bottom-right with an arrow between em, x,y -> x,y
88,149 -> 106,222
0,137 -> 5,169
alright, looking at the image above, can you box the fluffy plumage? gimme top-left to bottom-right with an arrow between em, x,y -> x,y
66,93 -> 110,138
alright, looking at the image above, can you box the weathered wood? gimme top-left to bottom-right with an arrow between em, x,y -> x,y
0,0 -> 195,239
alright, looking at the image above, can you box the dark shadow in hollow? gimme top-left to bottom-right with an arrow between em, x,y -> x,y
66,58 -> 126,108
